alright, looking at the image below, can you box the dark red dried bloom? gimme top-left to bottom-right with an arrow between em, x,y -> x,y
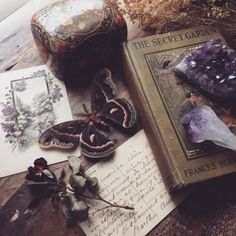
26,157 -> 48,181
34,157 -> 48,170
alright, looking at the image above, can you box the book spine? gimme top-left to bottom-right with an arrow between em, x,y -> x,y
122,43 -> 184,190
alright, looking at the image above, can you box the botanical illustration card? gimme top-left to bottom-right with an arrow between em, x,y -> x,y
0,65 -> 80,177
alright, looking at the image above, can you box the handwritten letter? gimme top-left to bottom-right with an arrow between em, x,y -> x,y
80,130 -> 188,235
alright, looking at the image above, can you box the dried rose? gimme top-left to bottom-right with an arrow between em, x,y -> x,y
26,157 -> 51,182
34,157 -> 48,170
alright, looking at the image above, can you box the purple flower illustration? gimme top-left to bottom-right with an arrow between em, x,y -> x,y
1,104 -> 18,120
0,70 -> 63,151
13,80 -> 27,92
1,123 -> 16,133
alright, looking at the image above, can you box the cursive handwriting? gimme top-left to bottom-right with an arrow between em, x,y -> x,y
80,130 -> 188,236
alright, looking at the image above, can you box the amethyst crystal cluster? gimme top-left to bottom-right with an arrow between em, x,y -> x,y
175,39 -> 236,100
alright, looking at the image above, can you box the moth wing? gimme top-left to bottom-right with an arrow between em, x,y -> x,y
38,120 -> 84,150
91,68 -> 117,112
99,98 -> 136,129
80,122 -> 116,158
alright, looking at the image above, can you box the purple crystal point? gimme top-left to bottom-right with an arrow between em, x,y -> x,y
181,105 -> 236,151
175,39 -> 236,100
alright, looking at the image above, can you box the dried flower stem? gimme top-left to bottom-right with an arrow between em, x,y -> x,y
26,181 -> 134,211
79,192 -> 134,211
61,179 -> 134,212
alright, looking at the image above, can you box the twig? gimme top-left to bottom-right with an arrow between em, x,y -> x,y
79,193 -> 134,211
95,193 -> 134,210
89,205 -> 134,215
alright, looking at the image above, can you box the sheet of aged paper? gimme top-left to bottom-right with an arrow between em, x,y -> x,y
80,130 -> 189,236
0,65 -> 80,177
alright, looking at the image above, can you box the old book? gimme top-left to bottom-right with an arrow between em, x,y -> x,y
123,26 -> 236,190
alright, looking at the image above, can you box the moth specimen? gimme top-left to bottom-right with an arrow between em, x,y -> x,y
38,68 -> 136,158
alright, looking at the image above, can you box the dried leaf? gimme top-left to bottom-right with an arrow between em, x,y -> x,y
87,177 -> 98,191
42,169 -> 54,179
70,199 -> 89,222
53,168 -> 65,183
60,196 -> 71,220
68,156 -> 81,175
61,195 -> 89,225
66,183 -> 75,194
69,175 -> 86,193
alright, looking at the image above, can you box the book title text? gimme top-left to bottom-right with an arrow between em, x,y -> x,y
133,28 -> 218,50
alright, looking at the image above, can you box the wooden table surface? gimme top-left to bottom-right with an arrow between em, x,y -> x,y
1,13 -> 236,236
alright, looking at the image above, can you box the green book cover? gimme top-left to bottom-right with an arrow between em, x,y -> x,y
123,26 -> 236,190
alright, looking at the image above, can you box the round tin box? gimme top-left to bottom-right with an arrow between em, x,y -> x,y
31,0 -> 127,83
